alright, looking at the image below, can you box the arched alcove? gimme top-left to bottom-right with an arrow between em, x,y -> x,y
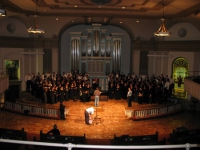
172,57 -> 189,93
59,24 -> 131,90
0,17 -> 29,37
60,24 -> 131,75
165,22 -> 200,41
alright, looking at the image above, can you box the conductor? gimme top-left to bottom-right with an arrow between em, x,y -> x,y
94,87 -> 101,107
85,107 -> 94,125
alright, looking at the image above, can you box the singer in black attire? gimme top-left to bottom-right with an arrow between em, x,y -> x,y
60,101 -> 66,120
127,87 -> 132,107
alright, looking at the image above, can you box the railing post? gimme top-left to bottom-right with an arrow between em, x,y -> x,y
67,143 -> 73,150
185,143 -> 191,150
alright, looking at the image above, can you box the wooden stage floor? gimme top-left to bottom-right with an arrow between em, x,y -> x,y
0,98 -> 200,145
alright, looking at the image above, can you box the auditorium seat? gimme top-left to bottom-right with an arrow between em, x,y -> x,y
0,128 -> 27,150
113,131 -> 162,145
168,127 -> 200,144
32,131 -> 86,150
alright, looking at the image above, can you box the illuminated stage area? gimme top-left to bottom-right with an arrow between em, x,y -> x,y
1,98 -> 200,145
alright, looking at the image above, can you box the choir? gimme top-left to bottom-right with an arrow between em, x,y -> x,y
25,71 -> 175,105
107,72 -> 175,104
26,71 -> 91,104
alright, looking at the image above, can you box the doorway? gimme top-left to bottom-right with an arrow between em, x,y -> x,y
172,57 -> 189,99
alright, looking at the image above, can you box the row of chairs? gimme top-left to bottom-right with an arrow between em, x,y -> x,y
0,128 -> 27,150
113,131 -> 166,145
168,127 -> 200,144
2,127 -> 200,149
0,128 -> 85,150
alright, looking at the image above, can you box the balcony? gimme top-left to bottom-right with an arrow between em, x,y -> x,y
184,77 -> 200,100
0,71 -> 9,95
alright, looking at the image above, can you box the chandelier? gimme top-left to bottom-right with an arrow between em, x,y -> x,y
27,0 -> 45,34
154,3 -> 171,36
0,8 -> 6,16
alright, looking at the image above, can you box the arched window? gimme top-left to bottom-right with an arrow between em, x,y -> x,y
172,57 -> 189,91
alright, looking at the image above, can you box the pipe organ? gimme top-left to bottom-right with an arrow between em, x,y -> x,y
70,24 -> 123,89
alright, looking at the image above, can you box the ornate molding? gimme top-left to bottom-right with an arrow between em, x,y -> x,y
133,40 -> 200,52
0,36 -> 59,49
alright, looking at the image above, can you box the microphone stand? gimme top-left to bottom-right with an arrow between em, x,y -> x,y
93,106 -> 104,126
92,91 -> 105,127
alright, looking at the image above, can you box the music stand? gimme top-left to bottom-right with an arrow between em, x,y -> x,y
93,106 -> 104,127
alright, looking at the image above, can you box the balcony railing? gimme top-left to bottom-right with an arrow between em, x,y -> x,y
0,139 -> 199,150
184,76 -> 200,100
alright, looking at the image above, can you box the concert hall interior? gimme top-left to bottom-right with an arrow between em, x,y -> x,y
1,0 -> 200,149
1,95 -> 200,145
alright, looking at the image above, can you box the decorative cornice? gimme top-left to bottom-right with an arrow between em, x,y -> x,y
0,36 -> 200,52
133,40 -> 200,52
0,36 -> 59,49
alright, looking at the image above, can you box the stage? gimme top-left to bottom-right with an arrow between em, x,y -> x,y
1,95 -> 200,143
4,93 -> 183,121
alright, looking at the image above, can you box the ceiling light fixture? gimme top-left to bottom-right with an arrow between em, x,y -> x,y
154,3 -> 171,36
0,8 -> 6,16
27,0 -> 45,34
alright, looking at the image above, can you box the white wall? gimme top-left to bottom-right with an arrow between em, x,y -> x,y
0,17 -> 200,91
168,52 -> 194,76
0,17 -> 29,37
0,17 -> 38,91
0,48 -> 25,89
165,22 -> 199,76
165,22 -> 200,41
147,22 -> 199,77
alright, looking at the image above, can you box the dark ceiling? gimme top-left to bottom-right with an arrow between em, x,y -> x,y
0,0 -> 200,37
1,0 -> 200,24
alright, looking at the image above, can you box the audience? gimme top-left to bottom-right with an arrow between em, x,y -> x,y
47,124 -> 60,135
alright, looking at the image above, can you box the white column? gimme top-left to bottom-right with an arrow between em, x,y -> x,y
148,52 -> 170,76
132,50 -> 140,76
52,48 -> 58,73
35,48 -> 43,74
148,51 -> 156,76
22,49 -> 44,74
160,52 -> 163,74
28,49 -> 32,73
162,51 -> 169,76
